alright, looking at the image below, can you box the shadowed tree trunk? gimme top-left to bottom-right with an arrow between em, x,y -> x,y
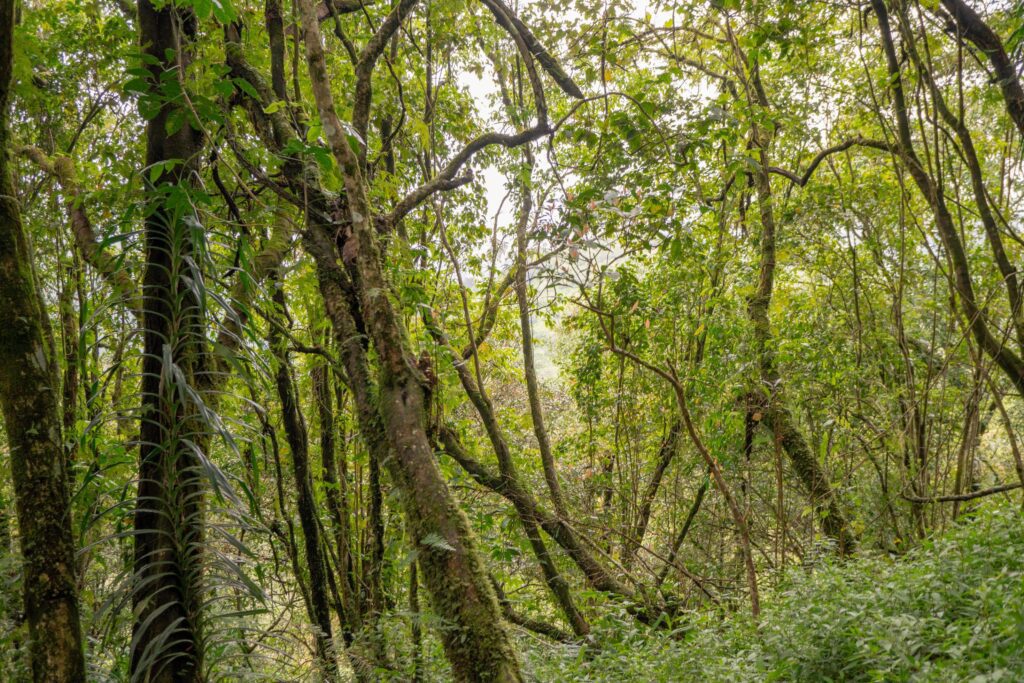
270,283 -> 341,679
0,3 -> 86,678
131,2 -> 207,679
313,362 -> 357,634
224,0 -> 579,672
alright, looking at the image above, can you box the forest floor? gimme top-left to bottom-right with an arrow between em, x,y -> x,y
522,503 -> 1024,682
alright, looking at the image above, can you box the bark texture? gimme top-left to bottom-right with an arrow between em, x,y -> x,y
513,157 -> 567,518
293,1 -> 523,677
270,286 -> 340,678
0,3 -> 86,678
740,57 -> 857,555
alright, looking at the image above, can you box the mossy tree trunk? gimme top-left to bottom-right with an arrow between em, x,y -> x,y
0,3 -> 86,678
734,50 -> 857,555
294,1 -> 524,678
513,150 -> 568,519
313,362 -> 357,635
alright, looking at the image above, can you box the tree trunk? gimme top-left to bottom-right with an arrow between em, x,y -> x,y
439,428 -> 629,598
435,347 -> 590,636
624,422 -> 682,569
654,474 -> 709,592
513,152 -> 567,517
270,285 -> 340,679
937,0 -> 1024,137
131,2 -> 206,679
870,0 -> 1024,395
294,2 -> 523,678
313,363 -> 357,634
742,68 -> 857,554
0,4 -> 86,677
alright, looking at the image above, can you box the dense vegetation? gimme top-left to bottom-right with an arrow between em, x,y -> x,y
527,504 -> 1024,682
1,0 -> 1023,679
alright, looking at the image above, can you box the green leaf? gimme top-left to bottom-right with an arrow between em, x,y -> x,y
233,77 -> 259,100
263,100 -> 285,115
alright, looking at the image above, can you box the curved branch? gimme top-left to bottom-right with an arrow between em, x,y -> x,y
317,0 -> 370,21
480,0 -> 584,99
387,125 -> 551,224
936,0 -> 1024,137
352,0 -> 419,142
767,136 -> 876,186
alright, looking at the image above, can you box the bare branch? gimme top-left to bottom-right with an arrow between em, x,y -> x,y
902,482 -> 1022,503
480,0 -> 584,99
387,125 -> 551,224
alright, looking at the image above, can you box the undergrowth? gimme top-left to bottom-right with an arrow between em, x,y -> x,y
524,503 -> 1024,682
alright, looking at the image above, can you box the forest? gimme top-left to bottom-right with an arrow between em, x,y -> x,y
2,0 -> 1024,679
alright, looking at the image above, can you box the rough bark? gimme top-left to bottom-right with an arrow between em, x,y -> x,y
313,363 -> 356,632
302,225 -> 391,679
409,560 -> 423,682
762,407 -> 857,552
0,3 -> 86,677
294,1 -> 523,678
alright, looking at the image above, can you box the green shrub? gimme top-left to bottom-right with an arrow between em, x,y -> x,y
524,505 -> 1024,682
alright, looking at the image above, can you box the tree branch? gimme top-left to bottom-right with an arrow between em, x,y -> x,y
18,147 -> 143,318
387,125 -> 551,224
902,482 -> 1022,503
768,136 -> 879,186
479,0 -> 584,99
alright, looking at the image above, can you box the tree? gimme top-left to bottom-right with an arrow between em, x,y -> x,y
131,1 -> 208,678
0,1 -> 85,678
